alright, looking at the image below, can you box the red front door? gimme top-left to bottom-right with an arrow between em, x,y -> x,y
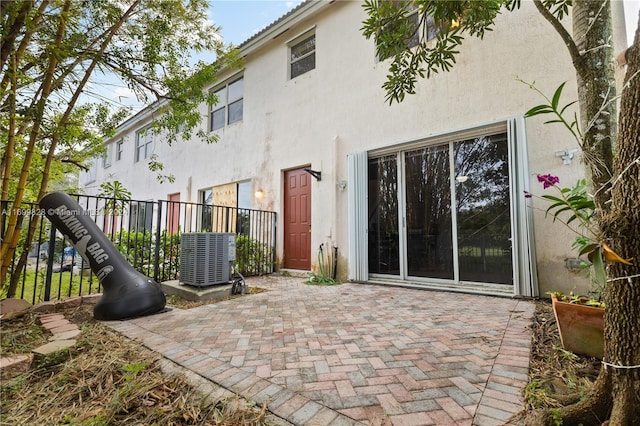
283,168 -> 311,270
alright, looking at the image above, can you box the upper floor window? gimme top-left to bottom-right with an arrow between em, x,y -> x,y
290,33 -> 316,79
102,143 -> 113,168
116,139 -> 123,161
135,126 -> 154,162
377,2 -> 439,61
83,159 -> 97,184
210,77 -> 244,131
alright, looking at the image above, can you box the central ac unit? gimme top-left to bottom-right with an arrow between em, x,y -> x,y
180,232 -> 236,288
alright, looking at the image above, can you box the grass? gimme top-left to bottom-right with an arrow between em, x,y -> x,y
4,268 -> 100,305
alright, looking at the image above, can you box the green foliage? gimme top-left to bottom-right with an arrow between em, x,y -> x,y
122,362 -> 148,381
1,0 -> 238,286
524,380 -> 549,409
98,181 -> 132,216
549,291 -> 605,308
550,407 -> 564,426
521,80 -> 581,145
540,178 -> 595,236
113,230 -> 180,281
235,234 -> 274,276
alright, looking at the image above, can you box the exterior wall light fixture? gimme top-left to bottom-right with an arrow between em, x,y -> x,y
555,148 -> 578,165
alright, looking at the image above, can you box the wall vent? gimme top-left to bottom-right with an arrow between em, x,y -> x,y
180,233 -> 235,288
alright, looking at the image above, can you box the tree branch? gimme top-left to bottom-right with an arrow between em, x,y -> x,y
59,157 -> 89,172
532,0 -> 582,68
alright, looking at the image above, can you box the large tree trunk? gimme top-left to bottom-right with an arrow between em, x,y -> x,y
572,0 -> 616,213
528,3 -> 640,425
601,14 -> 640,423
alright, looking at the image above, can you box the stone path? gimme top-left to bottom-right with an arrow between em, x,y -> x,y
106,276 -> 534,425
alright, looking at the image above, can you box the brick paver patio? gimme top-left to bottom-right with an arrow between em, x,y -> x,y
106,276 -> 534,425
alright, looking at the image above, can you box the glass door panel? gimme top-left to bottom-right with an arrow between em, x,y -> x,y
368,155 -> 400,274
454,134 -> 513,284
405,146 -> 453,279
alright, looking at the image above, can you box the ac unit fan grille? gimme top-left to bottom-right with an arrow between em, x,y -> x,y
180,233 -> 233,287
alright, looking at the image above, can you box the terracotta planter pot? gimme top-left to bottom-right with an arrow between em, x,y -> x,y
551,294 -> 605,359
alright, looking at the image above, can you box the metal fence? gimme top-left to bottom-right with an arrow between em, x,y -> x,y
1,195 -> 277,304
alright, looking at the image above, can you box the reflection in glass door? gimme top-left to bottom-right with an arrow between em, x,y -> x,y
367,132 -> 513,286
368,155 -> 399,275
454,135 -> 512,284
405,145 -> 453,279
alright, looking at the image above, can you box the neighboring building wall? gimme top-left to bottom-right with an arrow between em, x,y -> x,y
82,1 -> 628,297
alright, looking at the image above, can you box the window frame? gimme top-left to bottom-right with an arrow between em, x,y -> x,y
102,143 -> 113,168
116,139 -> 124,161
135,126 -> 155,163
288,30 -> 316,79
83,159 -> 97,184
209,76 -> 244,132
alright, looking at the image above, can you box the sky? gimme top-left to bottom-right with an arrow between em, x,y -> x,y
209,0 -> 304,46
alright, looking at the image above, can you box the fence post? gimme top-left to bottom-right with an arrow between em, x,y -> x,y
154,200 -> 162,282
272,212 -> 277,274
44,224 -> 56,301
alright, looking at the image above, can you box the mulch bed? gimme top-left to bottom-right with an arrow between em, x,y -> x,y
516,300 -> 601,421
0,302 -> 277,426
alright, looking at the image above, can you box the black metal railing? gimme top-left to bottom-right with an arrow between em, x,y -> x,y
1,195 -> 277,304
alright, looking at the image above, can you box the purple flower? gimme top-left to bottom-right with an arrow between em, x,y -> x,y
524,191 -> 532,198
537,174 -> 560,189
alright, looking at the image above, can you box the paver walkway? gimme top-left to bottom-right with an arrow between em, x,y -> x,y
106,276 -> 534,426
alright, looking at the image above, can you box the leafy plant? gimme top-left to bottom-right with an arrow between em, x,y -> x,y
527,173 -> 632,290
98,181 -> 132,216
523,81 -> 634,292
235,235 -> 274,276
112,230 -> 180,281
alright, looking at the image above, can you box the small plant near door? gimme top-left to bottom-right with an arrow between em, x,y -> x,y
306,243 -> 340,285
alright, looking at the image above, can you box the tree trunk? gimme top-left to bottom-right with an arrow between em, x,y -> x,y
528,3 -> 640,425
601,13 -> 640,423
572,0 -> 616,213
540,9 -> 640,426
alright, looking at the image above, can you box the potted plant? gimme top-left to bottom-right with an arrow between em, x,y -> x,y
526,174 -> 632,358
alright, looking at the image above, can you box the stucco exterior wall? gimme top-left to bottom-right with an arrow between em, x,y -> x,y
83,1 -> 629,296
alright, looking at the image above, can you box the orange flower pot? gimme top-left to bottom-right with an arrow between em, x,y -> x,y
551,294 -> 605,359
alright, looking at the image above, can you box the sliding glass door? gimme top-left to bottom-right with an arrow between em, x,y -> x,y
454,134 -> 512,284
405,145 -> 454,279
368,132 -> 513,286
368,155 -> 400,275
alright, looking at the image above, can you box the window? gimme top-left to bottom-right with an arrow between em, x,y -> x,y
199,188 -> 213,232
130,201 -> 154,233
135,126 -> 154,162
236,181 -> 251,235
210,77 -> 244,131
116,139 -> 123,161
377,2 -> 439,61
83,159 -> 97,184
102,143 -> 113,168
290,34 -> 316,79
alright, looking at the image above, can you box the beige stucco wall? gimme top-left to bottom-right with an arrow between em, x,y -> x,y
85,1 -> 629,296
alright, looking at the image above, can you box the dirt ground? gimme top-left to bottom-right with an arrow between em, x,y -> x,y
1,295 -> 600,425
514,300 -> 601,423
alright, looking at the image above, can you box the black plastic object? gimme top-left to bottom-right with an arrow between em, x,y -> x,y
39,192 -> 166,320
